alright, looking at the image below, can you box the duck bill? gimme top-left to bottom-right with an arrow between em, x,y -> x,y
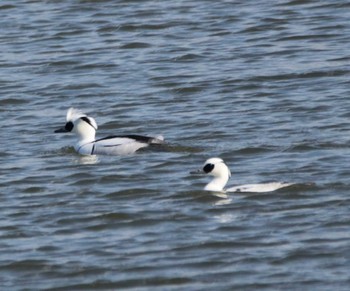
190,169 -> 205,175
54,127 -> 69,133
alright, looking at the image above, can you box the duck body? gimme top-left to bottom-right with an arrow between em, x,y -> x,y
226,182 -> 292,193
75,134 -> 162,155
55,108 -> 164,156
199,157 -> 292,193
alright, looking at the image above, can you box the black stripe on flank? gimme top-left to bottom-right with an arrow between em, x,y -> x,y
101,144 -> 123,148
91,144 -> 96,155
95,135 -> 154,144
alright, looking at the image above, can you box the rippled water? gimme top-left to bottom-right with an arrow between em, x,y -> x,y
1,0 -> 350,290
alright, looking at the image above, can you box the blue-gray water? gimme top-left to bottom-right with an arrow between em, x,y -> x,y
1,1 -> 350,290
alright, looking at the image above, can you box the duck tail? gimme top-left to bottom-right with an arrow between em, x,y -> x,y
150,135 -> 165,144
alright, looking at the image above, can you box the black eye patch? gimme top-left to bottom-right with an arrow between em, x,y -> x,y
203,163 -> 214,173
65,121 -> 74,132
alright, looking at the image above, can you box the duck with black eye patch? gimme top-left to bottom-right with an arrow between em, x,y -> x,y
193,157 -> 293,193
55,107 -> 165,156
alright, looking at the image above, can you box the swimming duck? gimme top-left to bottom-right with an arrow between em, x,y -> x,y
55,107 -> 164,155
196,157 -> 292,193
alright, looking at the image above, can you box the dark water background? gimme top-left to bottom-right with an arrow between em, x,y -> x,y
1,0 -> 350,290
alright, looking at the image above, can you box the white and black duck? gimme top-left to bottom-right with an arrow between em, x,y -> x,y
55,107 -> 164,155
195,157 -> 293,193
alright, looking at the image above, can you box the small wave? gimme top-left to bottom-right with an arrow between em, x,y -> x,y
120,42 -> 151,49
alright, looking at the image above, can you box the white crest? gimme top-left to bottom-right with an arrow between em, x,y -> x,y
66,107 -> 98,130
66,107 -> 86,122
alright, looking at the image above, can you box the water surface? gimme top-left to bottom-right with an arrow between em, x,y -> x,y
1,1 -> 350,290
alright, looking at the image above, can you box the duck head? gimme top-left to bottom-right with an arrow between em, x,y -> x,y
55,107 -> 98,143
201,157 -> 232,192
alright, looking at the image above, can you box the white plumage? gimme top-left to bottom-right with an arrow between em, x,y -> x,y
55,107 -> 164,155
197,157 -> 292,193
